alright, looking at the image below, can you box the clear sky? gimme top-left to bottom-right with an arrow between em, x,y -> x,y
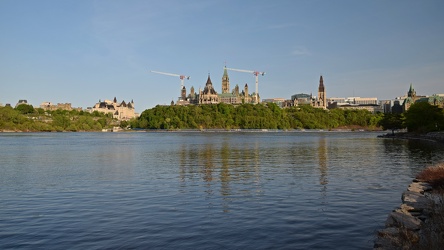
1,0 -> 443,113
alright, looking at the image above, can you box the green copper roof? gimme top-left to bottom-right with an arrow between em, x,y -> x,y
223,66 -> 228,77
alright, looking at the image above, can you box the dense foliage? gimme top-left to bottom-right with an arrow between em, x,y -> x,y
134,103 -> 382,130
378,113 -> 405,135
404,102 -> 444,133
0,105 -> 116,132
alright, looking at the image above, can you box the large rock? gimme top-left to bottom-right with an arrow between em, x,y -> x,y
402,191 -> 431,211
385,211 -> 422,231
407,182 -> 432,194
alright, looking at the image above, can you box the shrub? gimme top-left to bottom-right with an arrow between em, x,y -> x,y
416,163 -> 444,189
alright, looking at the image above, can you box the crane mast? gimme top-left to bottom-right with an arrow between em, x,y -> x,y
226,67 -> 265,104
150,70 -> 190,89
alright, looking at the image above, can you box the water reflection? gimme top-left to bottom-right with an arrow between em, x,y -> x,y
2,132 -> 444,249
382,138 -> 444,175
178,136 -> 262,212
318,135 -> 328,197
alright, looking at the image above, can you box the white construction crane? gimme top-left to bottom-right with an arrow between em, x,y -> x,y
150,70 -> 190,89
226,67 -> 265,104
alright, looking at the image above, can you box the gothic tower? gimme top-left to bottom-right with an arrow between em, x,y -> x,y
181,86 -> 186,101
190,86 -> 195,99
318,75 -> 326,108
233,84 -> 239,96
407,83 -> 416,99
222,66 -> 230,94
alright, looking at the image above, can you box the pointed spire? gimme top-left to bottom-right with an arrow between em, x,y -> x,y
319,75 -> 325,92
113,97 -> 117,103
408,83 -> 416,98
206,74 -> 212,86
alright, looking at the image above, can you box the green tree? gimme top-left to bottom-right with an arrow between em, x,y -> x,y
15,104 -> 35,114
404,102 -> 444,133
52,114 -> 71,130
378,113 -> 405,135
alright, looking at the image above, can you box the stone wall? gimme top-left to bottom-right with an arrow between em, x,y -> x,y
374,180 -> 433,249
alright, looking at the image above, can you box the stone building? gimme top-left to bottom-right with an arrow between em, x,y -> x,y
221,66 -> 230,94
90,97 -> 137,121
199,75 -> 220,104
40,102 -> 82,112
288,76 -> 326,109
177,67 -> 258,105
15,100 -> 28,108
292,93 -> 313,106
312,75 -> 327,109
402,84 -> 418,112
401,84 -> 443,112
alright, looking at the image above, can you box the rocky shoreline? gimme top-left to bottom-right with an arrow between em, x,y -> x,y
375,133 -> 444,249
374,180 -> 434,249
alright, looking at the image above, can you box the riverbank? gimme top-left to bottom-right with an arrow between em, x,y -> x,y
374,164 -> 444,249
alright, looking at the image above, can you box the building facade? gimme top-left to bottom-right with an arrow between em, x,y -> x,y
90,97 -> 137,121
313,75 -> 327,109
396,84 -> 444,112
199,75 -> 220,104
176,67 -> 259,105
40,102 -> 82,112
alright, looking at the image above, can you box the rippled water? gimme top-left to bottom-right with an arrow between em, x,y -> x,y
1,131 -> 443,249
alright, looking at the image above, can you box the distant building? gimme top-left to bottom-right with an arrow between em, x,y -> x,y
89,97 -> 137,121
287,75 -> 327,109
176,67 -> 259,105
401,84 -> 442,111
327,97 -> 346,104
292,93 -> 312,106
199,74 -> 220,104
15,99 -> 28,108
344,97 -> 378,105
335,104 -> 383,113
402,84 -> 418,112
313,76 -> 327,109
262,98 -> 287,107
327,94 -> 381,113
40,102 -> 82,112
221,66 -> 230,94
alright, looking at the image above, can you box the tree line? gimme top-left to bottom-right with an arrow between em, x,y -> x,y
133,103 -> 382,130
0,104 -> 115,132
4,102 -> 441,133
378,102 -> 444,134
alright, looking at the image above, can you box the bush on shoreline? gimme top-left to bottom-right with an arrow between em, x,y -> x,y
416,163 -> 444,189
415,164 -> 444,249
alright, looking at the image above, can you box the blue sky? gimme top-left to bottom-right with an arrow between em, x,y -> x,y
1,0 -> 443,113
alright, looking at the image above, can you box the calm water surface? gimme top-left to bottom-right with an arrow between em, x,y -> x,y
1,131 -> 443,249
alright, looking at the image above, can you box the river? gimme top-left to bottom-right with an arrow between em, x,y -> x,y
1,131 -> 443,249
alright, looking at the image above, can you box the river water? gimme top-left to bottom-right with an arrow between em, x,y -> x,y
1,131 -> 443,249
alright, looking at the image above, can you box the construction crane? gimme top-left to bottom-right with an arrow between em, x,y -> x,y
150,70 -> 190,89
226,67 -> 265,104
